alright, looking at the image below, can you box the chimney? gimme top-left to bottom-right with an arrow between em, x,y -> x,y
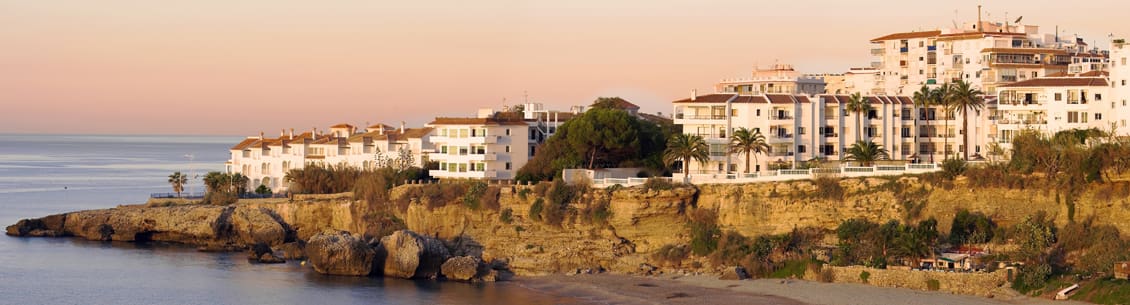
977,5 -> 983,33
400,121 -> 406,133
259,131 -> 264,140
313,127 -> 318,136
691,89 -> 697,101
289,128 -> 294,140
281,129 -> 285,138
379,126 -> 384,136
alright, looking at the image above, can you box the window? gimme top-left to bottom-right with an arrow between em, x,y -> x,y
1097,94 -> 1103,101
1123,80 -> 1127,86
1096,113 -> 1103,120
440,146 -> 448,154
1067,111 -> 1080,123
798,145 -> 807,153
756,109 -> 761,116
1032,71 -> 1038,78
731,109 -> 738,116
505,129 -> 511,136
1055,93 -> 1062,101
798,127 -> 806,135
505,162 -> 512,170
505,145 -> 511,153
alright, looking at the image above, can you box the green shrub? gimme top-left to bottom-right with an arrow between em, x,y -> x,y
812,176 -> 844,201
202,191 -> 238,205
642,177 -> 675,191
926,279 -> 941,291
528,198 -> 545,221
860,271 -> 871,283
651,244 -> 690,267
517,188 -> 531,200
687,209 -> 720,256
499,208 -> 513,224
941,158 -> 967,180
1012,263 -> 1052,294
462,181 -> 487,209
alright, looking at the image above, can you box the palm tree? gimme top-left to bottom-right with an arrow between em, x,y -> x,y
846,93 -> 874,142
664,133 -> 710,180
168,171 -> 187,197
845,140 -> 890,167
729,127 -> 769,173
912,85 -> 933,162
949,80 -> 985,160
931,84 -> 954,160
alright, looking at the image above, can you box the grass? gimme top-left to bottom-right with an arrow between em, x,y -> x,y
1070,278 -> 1130,304
770,258 -> 819,279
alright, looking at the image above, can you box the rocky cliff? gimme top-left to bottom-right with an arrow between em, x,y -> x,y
9,175 -> 1130,277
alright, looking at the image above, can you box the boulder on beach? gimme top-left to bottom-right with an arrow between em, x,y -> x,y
229,206 -> 290,246
306,230 -> 375,276
441,256 -> 483,281
374,230 -> 451,279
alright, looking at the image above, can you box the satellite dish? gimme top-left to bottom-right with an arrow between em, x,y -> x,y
1015,16 -> 1023,24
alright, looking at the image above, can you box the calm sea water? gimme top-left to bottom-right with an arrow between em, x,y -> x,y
0,134 -> 570,305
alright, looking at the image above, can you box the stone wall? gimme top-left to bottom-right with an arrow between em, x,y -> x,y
808,266 -> 1011,297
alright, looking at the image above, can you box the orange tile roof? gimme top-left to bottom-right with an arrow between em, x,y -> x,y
230,138 -> 259,150
428,117 -> 528,126
399,127 -> 434,139
870,30 -> 941,42
330,123 -> 354,129
672,94 -> 736,104
1000,77 -> 1109,88
766,94 -> 796,104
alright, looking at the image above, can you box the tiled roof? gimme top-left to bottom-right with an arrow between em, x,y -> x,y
794,96 -> 811,104
1000,77 -> 1109,88
399,127 -> 434,139
672,94 -> 736,104
428,117 -> 528,126
766,94 -> 796,104
936,32 -> 1027,41
870,30 -> 942,42
231,138 -> 259,150
330,123 -> 354,129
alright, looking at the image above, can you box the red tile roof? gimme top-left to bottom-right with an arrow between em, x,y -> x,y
766,94 -> 796,104
428,117 -> 528,126
1000,77 -> 1109,88
330,123 -> 354,129
870,30 -> 942,42
672,94 -> 736,104
981,48 -> 1068,55
231,138 -> 259,150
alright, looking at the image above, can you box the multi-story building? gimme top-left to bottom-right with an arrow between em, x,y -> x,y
995,74 -> 1112,149
227,123 -> 434,192
1110,38 -> 1130,130
715,64 -> 826,95
426,117 -> 531,180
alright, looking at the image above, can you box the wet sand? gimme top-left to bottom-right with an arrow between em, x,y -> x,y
519,274 -> 1091,305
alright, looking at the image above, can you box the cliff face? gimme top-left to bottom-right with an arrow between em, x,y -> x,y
10,176 -> 1130,277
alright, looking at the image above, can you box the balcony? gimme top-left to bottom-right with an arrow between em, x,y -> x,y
772,114 -> 794,120
1000,75 -> 1018,82
927,45 -> 937,52
900,47 -> 909,53
822,133 -> 839,138
769,151 -> 795,157
871,48 -> 885,56
676,114 -> 726,120
998,118 -> 1048,125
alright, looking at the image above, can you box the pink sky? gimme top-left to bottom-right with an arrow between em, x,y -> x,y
2,0 -> 1126,135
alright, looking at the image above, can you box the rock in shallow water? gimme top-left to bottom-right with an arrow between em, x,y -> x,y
441,256 -> 483,281
374,230 -> 451,279
306,230 -> 374,276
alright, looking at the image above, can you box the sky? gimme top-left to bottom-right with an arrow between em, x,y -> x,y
2,0 -> 1128,135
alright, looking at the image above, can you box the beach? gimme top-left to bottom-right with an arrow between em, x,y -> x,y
520,274 -> 1092,305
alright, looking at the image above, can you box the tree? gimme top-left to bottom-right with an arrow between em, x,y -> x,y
949,80 -> 985,160
729,127 -> 769,173
846,93 -> 874,142
168,171 -> 187,197
931,84 -> 954,160
845,141 -> 889,167
664,133 -> 710,179
912,85 -> 933,161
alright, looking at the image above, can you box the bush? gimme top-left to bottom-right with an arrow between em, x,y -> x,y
949,209 -> 996,245
812,176 -> 844,201
815,263 -> 835,283
462,181 -> 487,210
687,209 -> 720,256
860,271 -> 871,283
642,177 -> 675,192
499,208 -> 513,224
528,198 -> 545,222
254,185 -> 272,195
926,279 -> 941,291
1012,263 -> 1052,294
202,191 -> 238,205
941,158 -> 967,180
651,244 -> 690,267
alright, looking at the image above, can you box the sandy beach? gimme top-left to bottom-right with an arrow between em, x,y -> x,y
519,274 -> 1093,305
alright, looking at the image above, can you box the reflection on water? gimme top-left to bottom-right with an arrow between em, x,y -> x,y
0,135 -> 576,305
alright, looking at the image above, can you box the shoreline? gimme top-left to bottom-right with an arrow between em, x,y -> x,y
517,274 -> 1094,305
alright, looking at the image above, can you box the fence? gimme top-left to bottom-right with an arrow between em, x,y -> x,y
680,163 -> 939,185
149,192 -> 288,199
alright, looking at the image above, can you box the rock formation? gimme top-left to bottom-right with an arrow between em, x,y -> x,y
305,230 -> 375,276
440,256 -> 482,281
374,230 -> 451,279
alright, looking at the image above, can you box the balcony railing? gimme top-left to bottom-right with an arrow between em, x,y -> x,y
998,119 -> 1048,125
676,114 -> 726,120
900,47 -> 909,53
927,45 -> 937,52
772,115 -> 794,120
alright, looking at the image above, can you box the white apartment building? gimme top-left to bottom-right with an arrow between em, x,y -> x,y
426,117 -> 531,180
672,89 -> 995,174
227,123 -> 434,192
995,75 -> 1112,149
715,64 -> 826,95
1110,38 -> 1130,130
870,21 -> 1101,96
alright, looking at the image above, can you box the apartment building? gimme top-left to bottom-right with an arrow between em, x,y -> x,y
426,117 -> 530,180
995,74 -> 1112,149
1111,38 -> 1130,130
715,64 -> 826,95
227,123 -> 434,192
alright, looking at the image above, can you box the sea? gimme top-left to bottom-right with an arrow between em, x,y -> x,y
0,134 -> 572,305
